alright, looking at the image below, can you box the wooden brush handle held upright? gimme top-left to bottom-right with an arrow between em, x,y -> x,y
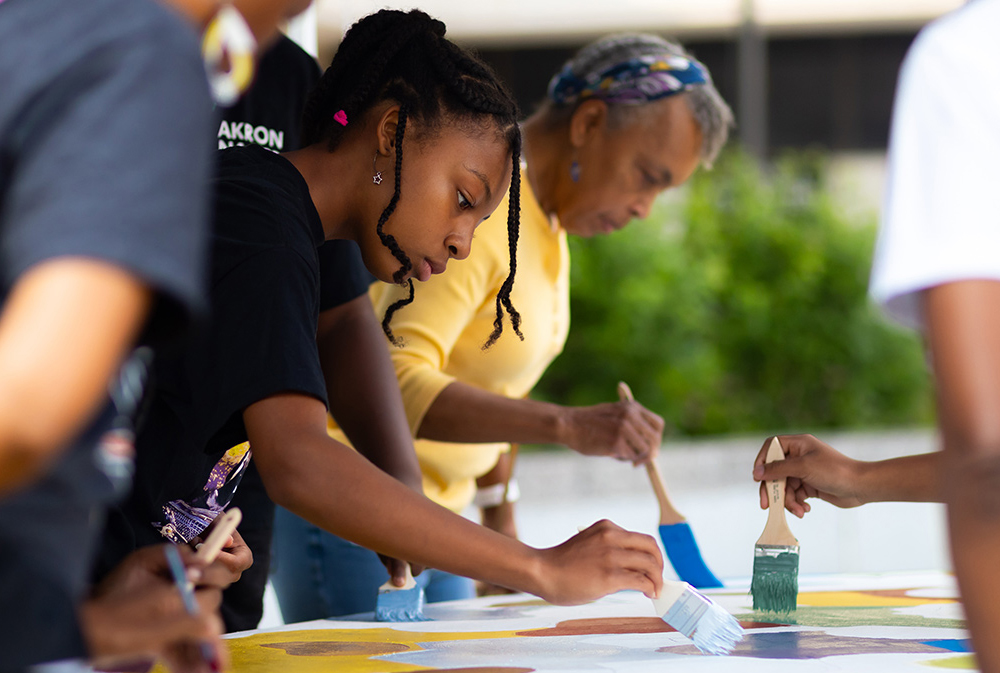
195,507 -> 242,564
758,437 -> 799,547
617,382 -> 685,526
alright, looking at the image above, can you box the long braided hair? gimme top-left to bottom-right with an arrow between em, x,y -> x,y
302,9 -> 523,348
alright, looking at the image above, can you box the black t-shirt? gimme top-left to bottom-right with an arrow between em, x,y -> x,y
98,144 -> 370,575
217,34 -> 319,153
218,35 -> 374,311
0,0 -> 212,668
211,39 -> 374,631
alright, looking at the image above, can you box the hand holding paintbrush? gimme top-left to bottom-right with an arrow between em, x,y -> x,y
81,543 -> 228,672
159,509 -> 242,671
164,545 -> 224,672
751,437 -> 800,613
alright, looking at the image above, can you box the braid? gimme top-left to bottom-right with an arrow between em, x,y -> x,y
381,279 -> 414,346
483,132 -> 523,349
374,105 -> 412,286
419,37 -> 525,348
303,9 -> 524,347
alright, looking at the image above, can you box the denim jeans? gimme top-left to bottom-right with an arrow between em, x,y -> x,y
270,506 -> 476,623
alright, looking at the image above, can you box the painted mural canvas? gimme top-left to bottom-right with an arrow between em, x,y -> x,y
223,571 -> 974,672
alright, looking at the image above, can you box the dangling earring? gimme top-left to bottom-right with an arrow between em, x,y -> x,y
201,5 -> 257,106
570,158 -> 581,183
372,153 -> 383,185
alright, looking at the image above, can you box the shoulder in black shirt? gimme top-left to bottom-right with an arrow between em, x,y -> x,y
99,145 -> 343,574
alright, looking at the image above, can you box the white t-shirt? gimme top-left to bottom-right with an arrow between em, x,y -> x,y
869,0 -> 1000,329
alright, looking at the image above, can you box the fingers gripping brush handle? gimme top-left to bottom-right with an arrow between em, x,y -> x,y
751,437 -> 800,613
195,507 -> 242,564
760,440 -> 798,547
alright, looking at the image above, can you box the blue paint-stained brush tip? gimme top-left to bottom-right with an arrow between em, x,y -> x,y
374,585 -> 429,622
660,523 -> 724,589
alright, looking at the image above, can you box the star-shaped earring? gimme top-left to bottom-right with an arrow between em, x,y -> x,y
372,152 -> 383,185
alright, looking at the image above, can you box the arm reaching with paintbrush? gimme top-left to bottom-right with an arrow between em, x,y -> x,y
752,434 -> 942,518
421,382 -> 664,465
317,290 -> 426,586
246,393 -> 665,605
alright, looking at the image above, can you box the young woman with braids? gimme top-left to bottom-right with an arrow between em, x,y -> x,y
96,9 -> 664,632
272,33 -> 734,620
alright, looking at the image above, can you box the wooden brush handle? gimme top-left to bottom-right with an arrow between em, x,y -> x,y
617,382 -> 685,526
645,460 -> 685,525
759,438 -> 798,546
195,507 -> 242,564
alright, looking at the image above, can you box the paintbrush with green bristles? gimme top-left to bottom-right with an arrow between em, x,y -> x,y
750,437 -> 799,613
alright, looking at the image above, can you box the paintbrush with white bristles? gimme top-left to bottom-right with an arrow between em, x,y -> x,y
652,579 -> 744,654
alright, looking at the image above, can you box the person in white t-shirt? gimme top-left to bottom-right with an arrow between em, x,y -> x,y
753,1 -> 1000,670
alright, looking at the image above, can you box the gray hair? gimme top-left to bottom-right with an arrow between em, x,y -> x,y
540,33 -> 734,168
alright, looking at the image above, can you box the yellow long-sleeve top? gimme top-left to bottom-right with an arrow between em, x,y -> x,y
328,170 -> 570,513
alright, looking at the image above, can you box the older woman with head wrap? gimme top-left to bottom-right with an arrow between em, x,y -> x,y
271,33 -> 734,621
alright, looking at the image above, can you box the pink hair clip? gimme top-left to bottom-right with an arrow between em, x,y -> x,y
333,109 -> 348,126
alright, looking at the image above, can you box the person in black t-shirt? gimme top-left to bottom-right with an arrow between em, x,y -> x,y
213,35 -> 419,631
218,33 -> 320,153
98,9 -> 667,626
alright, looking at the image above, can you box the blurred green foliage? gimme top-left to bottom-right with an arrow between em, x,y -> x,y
534,150 -> 934,436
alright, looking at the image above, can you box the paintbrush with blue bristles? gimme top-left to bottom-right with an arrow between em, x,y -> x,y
617,382 -> 723,589
750,437 -> 799,613
375,565 -> 429,622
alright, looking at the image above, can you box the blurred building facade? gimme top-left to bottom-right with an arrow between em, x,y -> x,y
313,0 -> 962,156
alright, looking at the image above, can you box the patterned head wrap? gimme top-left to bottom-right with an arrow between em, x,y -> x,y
547,54 -> 708,106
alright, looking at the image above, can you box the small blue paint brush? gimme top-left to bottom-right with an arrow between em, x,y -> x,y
374,565 -> 429,622
652,579 -> 744,654
618,382 -> 723,589
750,437 -> 800,613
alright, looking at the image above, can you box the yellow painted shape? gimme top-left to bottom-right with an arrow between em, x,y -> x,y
923,654 -> 978,669
797,591 -> 956,608
225,626 -> 525,673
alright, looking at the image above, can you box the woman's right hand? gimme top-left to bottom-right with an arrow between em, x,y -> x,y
562,401 -> 664,465
530,520 -> 663,605
753,434 -> 866,517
